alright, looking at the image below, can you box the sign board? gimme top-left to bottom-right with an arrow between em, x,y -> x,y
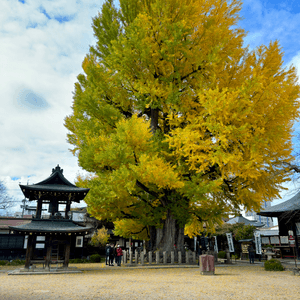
226,233 -> 234,253
254,232 -> 262,255
270,236 -> 280,244
261,237 -> 269,244
280,236 -> 288,244
296,223 -> 300,236
242,243 -> 250,254
214,236 -> 218,253
24,235 -> 28,249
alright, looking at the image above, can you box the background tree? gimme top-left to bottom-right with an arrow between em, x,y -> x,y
90,227 -> 110,248
65,0 -> 300,252
0,180 -> 15,214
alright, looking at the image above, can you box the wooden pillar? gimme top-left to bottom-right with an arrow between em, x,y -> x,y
63,236 -> 71,268
36,199 -> 43,219
24,234 -> 34,269
65,201 -> 71,219
45,236 -> 53,270
293,223 -> 300,259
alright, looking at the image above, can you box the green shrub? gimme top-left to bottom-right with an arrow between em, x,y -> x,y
90,253 -> 101,263
0,259 -> 25,266
264,259 -> 284,271
218,251 -> 226,259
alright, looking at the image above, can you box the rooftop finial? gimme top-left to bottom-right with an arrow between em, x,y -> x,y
52,165 -> 63,174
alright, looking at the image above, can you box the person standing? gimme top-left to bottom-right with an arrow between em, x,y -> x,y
105,243 -> 111,266
116,245 -> 123,266
110,244 -> 115,266
248,244 -> 255,264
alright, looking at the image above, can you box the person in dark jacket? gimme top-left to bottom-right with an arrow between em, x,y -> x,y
248,244 -> 255,264
110,244 -> 116,266
105,243 -> 111,265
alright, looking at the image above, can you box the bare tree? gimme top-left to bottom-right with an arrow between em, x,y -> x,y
0,180 -> 15,211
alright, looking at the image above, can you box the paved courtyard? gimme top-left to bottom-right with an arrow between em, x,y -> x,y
0,263 -> 299,300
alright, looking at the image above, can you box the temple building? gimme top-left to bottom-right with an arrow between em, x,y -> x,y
9,165 -> 93,270
258,191 -> 300,259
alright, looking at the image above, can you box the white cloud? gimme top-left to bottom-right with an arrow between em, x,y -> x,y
0,0 -> 105,209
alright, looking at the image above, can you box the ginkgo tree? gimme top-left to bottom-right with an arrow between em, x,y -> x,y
65,0 -> 300,252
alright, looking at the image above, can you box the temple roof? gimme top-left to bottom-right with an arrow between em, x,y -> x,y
19,165 -> 90,202
226,215 -> 264,227
258,192 -> 300,217
9,219 -> 93,234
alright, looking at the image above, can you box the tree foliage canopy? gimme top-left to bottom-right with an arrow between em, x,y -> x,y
90,227 -> 110,247
65,0 -> 300,249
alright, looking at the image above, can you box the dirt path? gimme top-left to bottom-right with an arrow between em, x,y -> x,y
0,263 -> 299,300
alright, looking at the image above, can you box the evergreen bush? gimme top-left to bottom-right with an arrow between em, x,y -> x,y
0,260 -> 6,266
217,251 -> 226,259
90,254 -> 101,263
264,259 -> 284,271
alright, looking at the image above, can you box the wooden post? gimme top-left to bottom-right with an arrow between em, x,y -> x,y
36,199 -> 42,219
65,201 -> 71,219
63,237 -> 71,268
24,234 -> 34,269
45,236 -> 53,270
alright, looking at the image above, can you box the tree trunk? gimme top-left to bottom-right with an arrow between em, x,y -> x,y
150,108 -> 159,134
149,212 -> 185,253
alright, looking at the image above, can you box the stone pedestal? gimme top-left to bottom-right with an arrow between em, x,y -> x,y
156,251 -> 160,264
129,251 -> 133,264
163,251 -> 167,264
178,251 -> 182,264
226,251 -> 232,264
171,251 -> 174,264
148,251 -> 152,264
186,251 -> 189,264
192,251 -> 196,263
200,255 -> 215,275
140,252 -> 144,265
123,251 -> 127,264
135,250 -> 139,264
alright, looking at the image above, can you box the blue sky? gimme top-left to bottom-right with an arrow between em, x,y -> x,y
1,0 -> 300,214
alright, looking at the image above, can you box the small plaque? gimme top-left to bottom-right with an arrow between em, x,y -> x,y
280,236 -> 288,244
270,236 -> 280,244
261,237 -> 269,244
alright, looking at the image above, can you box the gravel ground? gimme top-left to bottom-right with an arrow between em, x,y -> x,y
0,263 -> 299,300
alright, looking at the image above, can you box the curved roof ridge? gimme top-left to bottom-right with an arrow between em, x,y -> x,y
258,191 -> 300,215
35,165 -> 76,187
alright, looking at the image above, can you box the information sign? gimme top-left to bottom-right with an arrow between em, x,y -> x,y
226,233 -> 234,253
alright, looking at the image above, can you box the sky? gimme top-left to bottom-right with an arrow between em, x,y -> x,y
1,0 -> 300,215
